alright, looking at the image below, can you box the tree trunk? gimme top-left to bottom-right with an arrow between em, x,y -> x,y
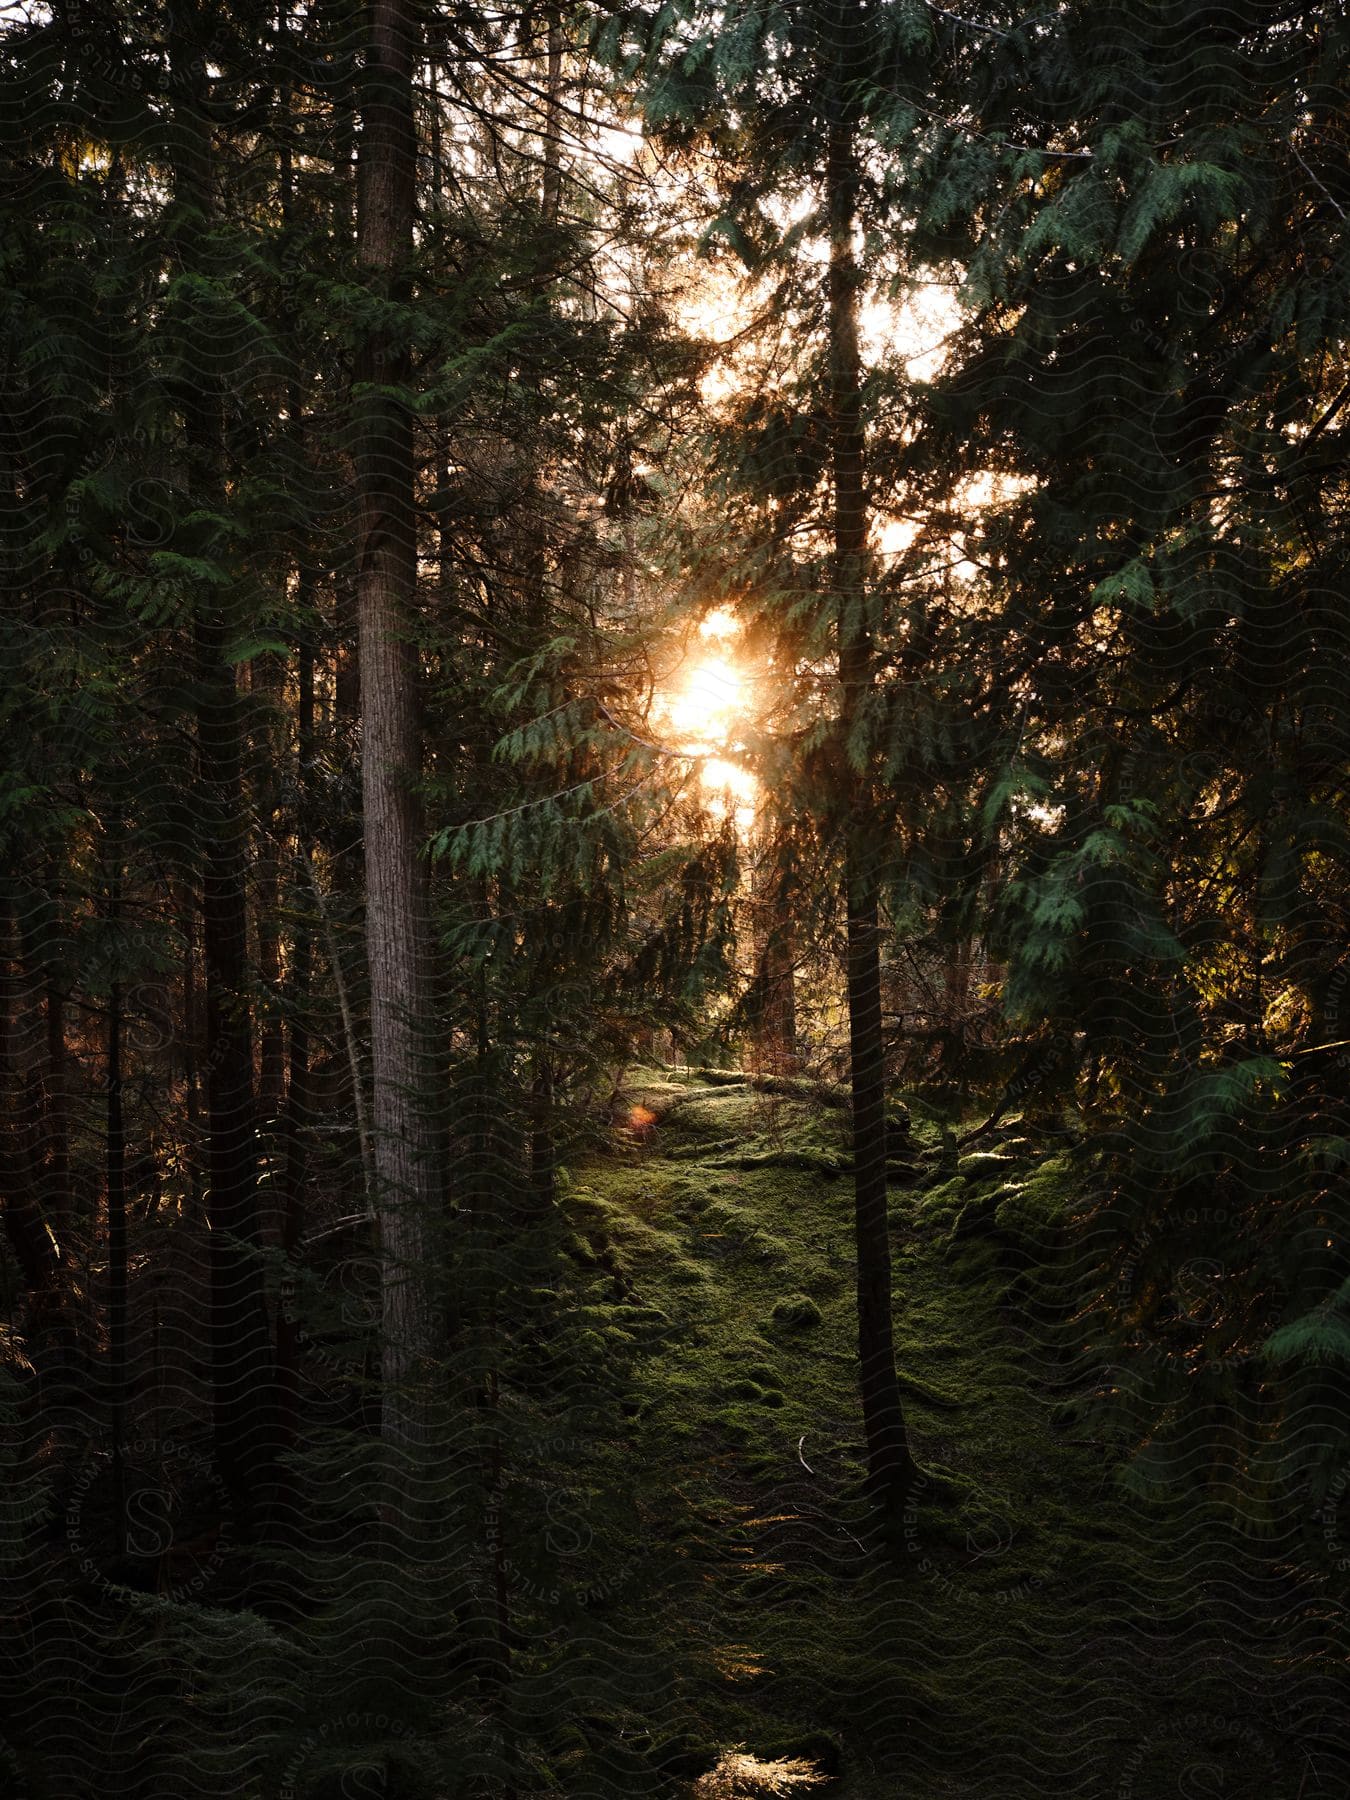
0,899 -> 61,1302
541,8 -> 564,227
275,572 -> 315,1457
168,21 -> 276,1533
827,117 -> 918,1524
107,972 -> 128,1559
43,966 -> 72,1250
749,835 -> 798,1075
36,861 -> 72,1250
355,0 -> 441,1458
196,535 -> 277,1538
252,650 -> 288,1149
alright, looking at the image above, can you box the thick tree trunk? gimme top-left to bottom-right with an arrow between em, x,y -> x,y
355,0 -> 441,1456
827,119 -> 918,1524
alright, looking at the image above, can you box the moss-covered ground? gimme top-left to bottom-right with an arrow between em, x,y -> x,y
554,1069 -> 1331,1798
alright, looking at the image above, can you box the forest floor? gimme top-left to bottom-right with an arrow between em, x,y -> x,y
561,1068 -> 1337,1799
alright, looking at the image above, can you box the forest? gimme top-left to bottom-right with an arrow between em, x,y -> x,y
1,0 -> 1348,1794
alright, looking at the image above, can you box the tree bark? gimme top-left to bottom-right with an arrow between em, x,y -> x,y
275,571 -> 315,1457
107,971 -> 128,1559
749,835 -> 798,1075
35,862 -> 72,1251
355,0 -> 441,1457
541,8 -> 564,227
167,16 -> 276,1533
252,651 -> 288,1146
0,899 -> 61,1301
827,117 -> 918,1524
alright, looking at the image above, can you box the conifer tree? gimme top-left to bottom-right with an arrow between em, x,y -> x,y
352,0 -> 443,1469
621,0 -> 951,1520
164,0 -> 280,1530
901,0 -> 1350,1501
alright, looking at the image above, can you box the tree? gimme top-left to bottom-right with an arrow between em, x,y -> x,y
353,0 -> 442,1462
164,0 -> 279,1529
624,0 -> 945,1521
827,89 -> 920,1520
902,0 -> 1350,1503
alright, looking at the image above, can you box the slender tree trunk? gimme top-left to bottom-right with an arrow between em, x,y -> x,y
355,0 -> 441,1457
195,516 -> 276,1535
168,18 -> 276,1532
827,117 -> 918,1524
749,835 -> 798,1075
302,848 -> 374,1200
44,969 -> 71,1247
180,893 -> 204,1219
335,571 -> 361,729
253,651 -> 288,1147
511,27 -> 568,1229
333,25 -> 362,738
275,573 -> 315,1457
467,944 -> 515,1787
528,1057 -> 555,1213
0,900 -> 61,1301
107,970 -> 128,1559
37,860 -> 72,1250
541,8 -> 564,227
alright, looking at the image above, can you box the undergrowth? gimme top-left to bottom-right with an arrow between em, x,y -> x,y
560,1067 -> 1326,1797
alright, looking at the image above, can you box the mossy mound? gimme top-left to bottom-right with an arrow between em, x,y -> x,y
770,1295 -> 822,1330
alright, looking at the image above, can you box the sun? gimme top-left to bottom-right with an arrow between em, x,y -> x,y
666,654 -> 743,748
664,607 -> 749,750
659,609 -> 760,826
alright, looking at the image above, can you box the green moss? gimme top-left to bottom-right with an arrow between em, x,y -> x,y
917,1175 -> 968,1225
663,1091 -> 763,1141
956,1150 -> 1019,1180
722,1378 -> 766,1402
992,1153 -> 1075,1247
771,1295 -> 822,1330
555,1076 -> 1211,1798
711,1406 -> 756,1444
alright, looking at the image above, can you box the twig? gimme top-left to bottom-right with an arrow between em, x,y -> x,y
922,0 -> 1010,38
1293,141 -> 1347,222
